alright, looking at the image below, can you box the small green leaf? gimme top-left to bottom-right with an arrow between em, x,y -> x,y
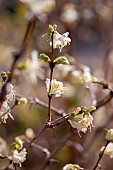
17,62 -> 27,70
54,56 -> 69,65
82,106 -> 96,113
39,54 -> 51,63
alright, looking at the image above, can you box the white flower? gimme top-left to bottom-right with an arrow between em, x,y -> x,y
45,78 -> 68,97
69,113 -> 93,134
0,101 -> 14,123
0,137 -> 8,156
8,148 -> 27,165
50,32 -> 71,52
105,129 -> 113,141
60,3 -> 79,23
6,82 -> 13,94
23,50 -> 45,85
100,142 -> 113,158
6,82 -> 15,102
20,0 -> 55,15
63,163 -> 83,170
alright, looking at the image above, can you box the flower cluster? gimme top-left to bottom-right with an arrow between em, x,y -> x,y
68,106 -> 96,134
45,78 -> 68,97
79,65 -> 98,88
50,32 -> 71,52
63,163 -> 83,170
8,137 -> 27,167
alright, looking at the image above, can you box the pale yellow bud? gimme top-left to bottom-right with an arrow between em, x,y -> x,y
25,128 -> 35,139
92,77 -> 98,83
19,98 -> 27,107
76,107 -> 81,114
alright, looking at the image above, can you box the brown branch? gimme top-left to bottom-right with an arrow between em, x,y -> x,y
16,94 -> 65,115
92,141 -> 109,170
47,32 -> 55,123
95,91 -> 113,110
26,124 -> 48,147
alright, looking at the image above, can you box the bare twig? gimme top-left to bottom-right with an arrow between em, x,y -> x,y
92,141 -> 109,170
48,32 -> 55,123
26,124 -> 48,147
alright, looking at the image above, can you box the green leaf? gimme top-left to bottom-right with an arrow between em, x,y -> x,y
54,56 -> 69,65
17,62 -> 27,70
39,54 -> 51,63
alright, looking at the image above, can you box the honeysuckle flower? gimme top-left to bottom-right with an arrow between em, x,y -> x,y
19,0 -> 55,15
105,129 -> 113,141
60,3 -> 79,23
79,65 -> 92,88
100,142 -> 113,158
0,137 -> 8,156
45,78 -> 68,97
50,32 -> 71,52
69,109 -> 93,134
63,163 -> 84,170
6,82 -> 15,102
8,148 -> 27,166
0,101 -> 14,123
23,50 -> 45,85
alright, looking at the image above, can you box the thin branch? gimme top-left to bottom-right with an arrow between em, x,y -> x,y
47,32 -> 55,123
26,124 -> 48,147
92,141 -> 109,170
29,142 -> 50,159
95,91 -> 113,110
16,94 -> 65,115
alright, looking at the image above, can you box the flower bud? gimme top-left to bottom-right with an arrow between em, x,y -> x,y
25,128 -> 35,139
19,98 -> 27,107
105,129 -> 113,141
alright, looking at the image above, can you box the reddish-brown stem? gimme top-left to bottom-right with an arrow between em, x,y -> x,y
47,32 -> 55,123
48,95 -> 52,122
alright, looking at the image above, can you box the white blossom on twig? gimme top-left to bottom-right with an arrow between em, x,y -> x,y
50,32 -> 71,52
100,142 -> 113,158
8,148 -> 27,166
45,78 -> 68,97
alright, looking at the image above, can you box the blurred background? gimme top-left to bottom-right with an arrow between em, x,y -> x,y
0,0 -> 113,170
